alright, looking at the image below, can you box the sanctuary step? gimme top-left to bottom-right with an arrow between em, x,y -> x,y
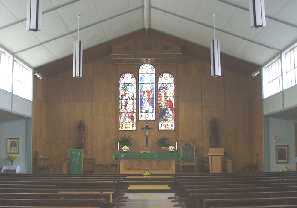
120,193 -> 183,208
123,175 -> 175,193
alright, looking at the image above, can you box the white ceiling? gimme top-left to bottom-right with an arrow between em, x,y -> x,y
0,0 -> 296,68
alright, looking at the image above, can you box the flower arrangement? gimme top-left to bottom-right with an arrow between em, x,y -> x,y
143,170 -> 152,176
121,145 -> 130,152
118,137 -> 132,147
168,145 -> 176,152
8,154 -> 18,165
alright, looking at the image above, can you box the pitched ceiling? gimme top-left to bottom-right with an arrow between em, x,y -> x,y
0,0 -> 296,68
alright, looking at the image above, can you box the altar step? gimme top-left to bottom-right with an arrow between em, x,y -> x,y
124,175 -> 175,183
123,175 -> 175,192
128,184 -> 171,192
120,193 -> 184,208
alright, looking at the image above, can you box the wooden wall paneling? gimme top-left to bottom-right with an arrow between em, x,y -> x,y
248,76 -> 264,169
32,30 -> 263,172
223,69 -> 241,169
32,78 -> 48,166
177,61 -> 204,153
201,61 -> 225,156
91,62 -> 117,164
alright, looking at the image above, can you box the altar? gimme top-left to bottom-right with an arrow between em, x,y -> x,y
113,152 -> 181,174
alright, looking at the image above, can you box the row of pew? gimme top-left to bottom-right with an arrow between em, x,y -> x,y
1,172 -> 297,208
174,172 -> 297,208
0,174 -> 128,207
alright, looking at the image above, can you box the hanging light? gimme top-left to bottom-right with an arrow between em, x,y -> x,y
26,0 -> 42,31
144,0 -> 150,31
249,0 -> 266,28
73,14 -> 83,78
210,14 -> 222,77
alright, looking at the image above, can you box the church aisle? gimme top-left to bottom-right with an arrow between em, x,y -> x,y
120,193 -> 182,208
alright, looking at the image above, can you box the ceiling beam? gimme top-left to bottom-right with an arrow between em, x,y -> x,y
217,0 -> 297,29
15,6 -> 143,54
0,0 -> 80,31
152,6 -> 280,51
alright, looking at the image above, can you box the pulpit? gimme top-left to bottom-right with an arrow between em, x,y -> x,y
208,148 -> 224,174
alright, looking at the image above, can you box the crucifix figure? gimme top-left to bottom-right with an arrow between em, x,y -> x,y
142,122 -> 152,147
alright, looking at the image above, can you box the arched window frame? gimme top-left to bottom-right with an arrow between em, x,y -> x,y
138,64 -> 156,121
157,73 -> 175,130
119,73 -> 137,131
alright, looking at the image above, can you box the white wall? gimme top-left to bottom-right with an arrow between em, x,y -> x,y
0,119 -> 32,173
264,117 -> 296,172
263,85 -> 297,116
0,88 -> 32,117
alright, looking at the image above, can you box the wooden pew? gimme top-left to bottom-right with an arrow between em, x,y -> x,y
174,174 -> 297,208
0,174 -> 128,208
204,197 -> 297,208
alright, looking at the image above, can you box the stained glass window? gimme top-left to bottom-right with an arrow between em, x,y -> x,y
119,73 -> 136,130
158,73 -> 175,130
139,64 -> 155,120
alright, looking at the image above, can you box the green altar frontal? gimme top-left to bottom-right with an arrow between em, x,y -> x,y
113,151 -> 182,160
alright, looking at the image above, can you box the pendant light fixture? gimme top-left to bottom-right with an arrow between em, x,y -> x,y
250,0 -> 266,28
73,14 -> 83,78
210,14 -> 222,77
26,0 -> 42,31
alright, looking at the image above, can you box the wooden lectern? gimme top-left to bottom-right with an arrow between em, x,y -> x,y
208,148 -> 224,174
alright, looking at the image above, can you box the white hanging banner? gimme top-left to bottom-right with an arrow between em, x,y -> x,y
26,0 -> 42,31
210,39 -> 222,77
250,0 -> 266,28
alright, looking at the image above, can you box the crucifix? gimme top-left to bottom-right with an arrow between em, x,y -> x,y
142,122 -> 152,147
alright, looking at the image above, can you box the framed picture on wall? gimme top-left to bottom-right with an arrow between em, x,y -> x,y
7,138 -> 20,155
275,145 -> 288,164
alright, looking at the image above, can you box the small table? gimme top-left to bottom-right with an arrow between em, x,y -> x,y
1,165 -> 20,174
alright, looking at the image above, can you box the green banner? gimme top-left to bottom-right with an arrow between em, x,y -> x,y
69,148 -> 84,175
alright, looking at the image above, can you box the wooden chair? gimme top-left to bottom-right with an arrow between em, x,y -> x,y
33,152 -> 49,175
179,143 -> 197,172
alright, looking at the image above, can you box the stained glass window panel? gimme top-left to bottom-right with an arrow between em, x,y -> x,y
158,73 -> 175,130
119,73 -> 136,130
139,64 -> 155,120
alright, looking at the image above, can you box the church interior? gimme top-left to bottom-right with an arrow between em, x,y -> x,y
0,0 -> 297,207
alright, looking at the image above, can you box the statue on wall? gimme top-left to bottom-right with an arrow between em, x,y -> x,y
209,118 -> 220,147
77,120 -> 86,149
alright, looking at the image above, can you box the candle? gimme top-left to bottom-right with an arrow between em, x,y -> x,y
175,141 -> 178,151
117,141 -> 120,151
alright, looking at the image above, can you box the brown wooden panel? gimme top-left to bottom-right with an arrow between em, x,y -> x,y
32,30 -> 263,173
